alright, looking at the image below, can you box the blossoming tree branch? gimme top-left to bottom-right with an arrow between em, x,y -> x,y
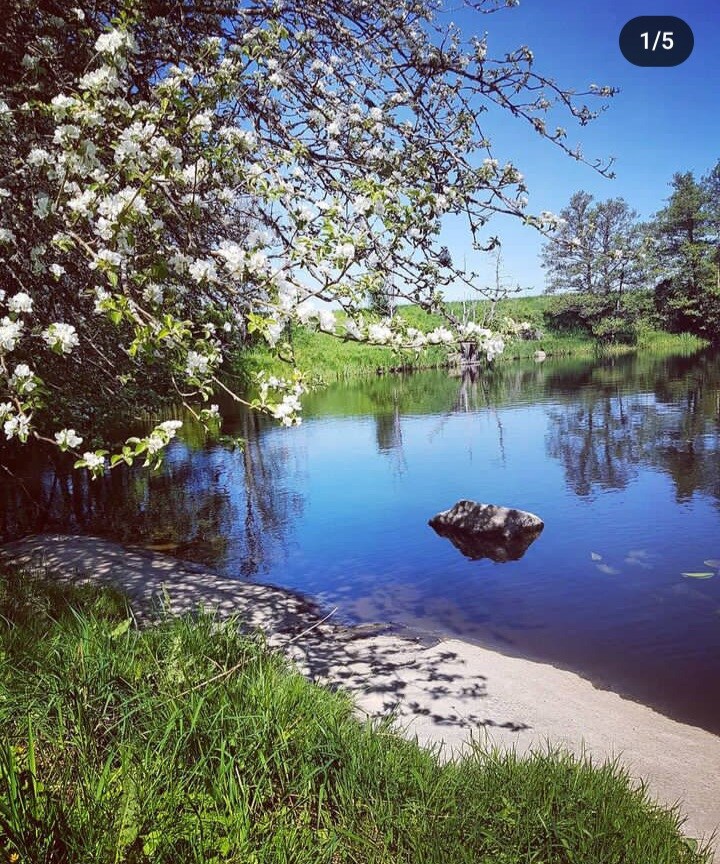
0,0 -> 614,476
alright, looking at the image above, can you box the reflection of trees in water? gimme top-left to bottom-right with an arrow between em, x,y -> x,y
544,351 -> 720,503
0,405 -> 305,577
546,392 -> 645,496
372,381 -> 407,475
231,408 -> 305,577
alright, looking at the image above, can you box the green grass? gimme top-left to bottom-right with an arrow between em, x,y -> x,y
231,296 -> 707,384
0,567 -> 712,863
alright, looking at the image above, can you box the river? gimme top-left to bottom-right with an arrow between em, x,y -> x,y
2,347 -> 720,733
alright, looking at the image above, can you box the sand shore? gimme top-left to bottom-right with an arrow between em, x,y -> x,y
2,533 -> 718,858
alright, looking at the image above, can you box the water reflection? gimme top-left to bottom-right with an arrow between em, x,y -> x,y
0,406 -> 305,576
543,351 -> 720,503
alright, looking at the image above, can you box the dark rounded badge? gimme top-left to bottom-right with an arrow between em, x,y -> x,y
619,16 -> 694,67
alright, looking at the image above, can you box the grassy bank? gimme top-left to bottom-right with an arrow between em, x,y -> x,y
0,567 -> 710,863
232,296 -> 707,384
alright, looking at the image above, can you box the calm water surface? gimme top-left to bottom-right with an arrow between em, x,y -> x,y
3,349 -> 720,733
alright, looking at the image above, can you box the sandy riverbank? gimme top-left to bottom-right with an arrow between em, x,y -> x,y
1,533 -> 718,858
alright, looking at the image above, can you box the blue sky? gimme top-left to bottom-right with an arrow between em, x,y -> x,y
436,0 -> 720,298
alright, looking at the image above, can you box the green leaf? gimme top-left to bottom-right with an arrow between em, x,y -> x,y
681,572 -> 714,579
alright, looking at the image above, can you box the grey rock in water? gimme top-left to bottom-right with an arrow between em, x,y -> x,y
428,500 -> 544,563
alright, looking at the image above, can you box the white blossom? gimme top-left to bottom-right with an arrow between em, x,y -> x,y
345,318 -> 363,339
189,110 -> 213,134
185,350 -> 211,377
42,322 -> 80,354
427,326 -> 454,345
94,29 -> 138,56
4,414 -> 30,443
271,392 -> 302,426
93,287 -> 111,314
158,420 -> 183,434
265,319 -> 286,346
188,258 -> 219,283
247,250 -> 268,274
82,451 -> 106,470
66,189 -> 97,217
216,241 -> 247,279
55,428 -> 83,450
27,148 -> 51,167
90,248 -> 122,270
34,194 -> 52,219
10,364 -> 36,394
368,322 -> 393,344
142,283 -> 164,304
295,303 -> 316,325
0,316 -> 23,351
78,66 -> 121,93
335,242 -> 355,261
352,195 -> 373,215
8,292 -> 33,314
318,309 -> 336,332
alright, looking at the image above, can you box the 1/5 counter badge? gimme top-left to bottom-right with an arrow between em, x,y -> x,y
620,16 -> 694,66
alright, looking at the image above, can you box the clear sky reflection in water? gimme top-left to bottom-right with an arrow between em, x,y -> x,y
3,349 -> 720,733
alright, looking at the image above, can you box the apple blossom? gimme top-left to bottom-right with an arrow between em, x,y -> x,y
42,323 -> 80,354
55,428 -> 83,450
7,292 -> 33,314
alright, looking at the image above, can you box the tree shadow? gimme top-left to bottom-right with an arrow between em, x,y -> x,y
0,534 -> 533,740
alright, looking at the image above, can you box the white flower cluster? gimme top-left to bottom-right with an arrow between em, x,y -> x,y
185,350 -> 217,379
0,11 -> 528,474
426,326 -> 454,345
257,373 -> 306,426
79,66 -> 121,93
42,322 -> 80,354
10,364 -> 36,395
459,321 -> 492,340
486,336 -> 505,360
317,309 -> 336,333
368,322 -> 393,344
90,248 -> 123,270
7,292 -> 33,314
82,451 -> 106,471
55,428 -> 83,450
188,258 -> 219,284
0,317 -> 23,351
144,419 -> 183,457
94,29 -> 138,57
4,413 -> 30,443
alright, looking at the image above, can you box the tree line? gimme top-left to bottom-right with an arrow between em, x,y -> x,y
541,162 -> 720,344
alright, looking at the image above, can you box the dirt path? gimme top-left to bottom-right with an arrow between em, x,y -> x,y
2,533 -> 718,858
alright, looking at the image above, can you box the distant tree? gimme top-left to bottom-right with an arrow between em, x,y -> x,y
701,160 -> 720,291
541,191 -> 649,302
541,192 -> 650,345
652,172 -> 712,290
651,171 -> 720,341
